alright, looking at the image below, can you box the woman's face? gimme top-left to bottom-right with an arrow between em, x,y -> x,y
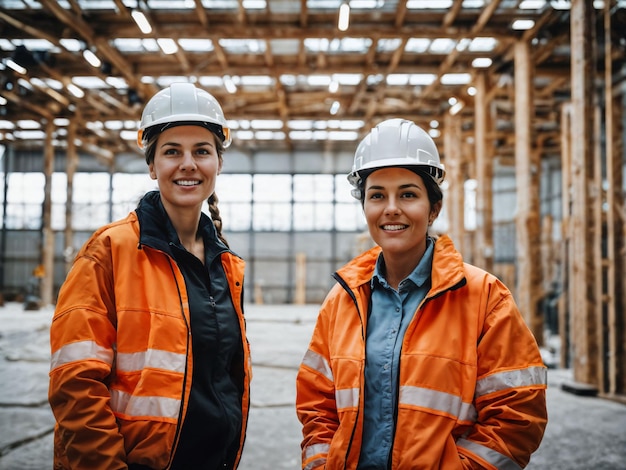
363,167 -> 440,259
149,125 -> 222,214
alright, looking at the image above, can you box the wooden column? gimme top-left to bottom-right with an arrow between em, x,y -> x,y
443,113 -> 464,254
40,120 -> 55,306
514,40 -> 543,345
474,71 -> 493,272
64,120 -> 78,274
570,0 -> 598,386
603,0 -> 625,398
560,103 -> 572,368
294,252 -> 306,305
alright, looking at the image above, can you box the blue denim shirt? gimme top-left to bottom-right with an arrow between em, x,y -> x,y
357,238 -> 434,469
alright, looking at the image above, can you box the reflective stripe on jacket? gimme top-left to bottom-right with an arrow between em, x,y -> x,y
296,235 -> 547,470
49,210 -> 251,469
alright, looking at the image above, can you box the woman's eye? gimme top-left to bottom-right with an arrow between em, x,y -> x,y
401,192 -> 417,198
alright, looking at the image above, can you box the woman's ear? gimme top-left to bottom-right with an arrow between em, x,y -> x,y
429,201 -> 443,224
148,163 -> 157,180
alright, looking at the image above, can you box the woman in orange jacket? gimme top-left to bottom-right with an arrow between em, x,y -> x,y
49,83 -> 251,469
296,119 -> 547,470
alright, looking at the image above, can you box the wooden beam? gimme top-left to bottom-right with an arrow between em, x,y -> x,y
64,119 -> 78,275
570,0 -> 599,387
474,71 -> 494,272
514,40 -> 543,345
443,113 -> 465,254
603,0 -> 625,398
40,120 -> 55,307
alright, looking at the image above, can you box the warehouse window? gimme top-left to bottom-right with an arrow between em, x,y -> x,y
4,172 -> 44,230
112,173 -> 158,220
252,175 -> 292,231
2,170 -> 364,233
215,174 -> 252,231
293,175 -> 334,231
334,174 -> 367,231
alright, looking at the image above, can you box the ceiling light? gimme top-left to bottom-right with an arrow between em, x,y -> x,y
330,101 -> 340,115
83,49 -> 102,68
471,57 -> 492,68
328,131 -> 358,141
407,0 -> 453,8
329,80 -> 339,93
520,0 -> 546,8
449,100 -> 464,116
549,0 -> 571,9
17,119 -> 41,129
131,10 -> 152,34
441,73 -> 471,85
6,59 -> 27,75
67,83 -> 85,98
338,2 -> 350,31
157,38 -> 179,55
512,19 -> 535,30
223,75 -> 237,94
242,0 -> 266,8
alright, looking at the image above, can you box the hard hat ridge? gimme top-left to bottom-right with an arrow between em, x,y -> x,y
348,118 -> 445,199
137,82 -> 231,149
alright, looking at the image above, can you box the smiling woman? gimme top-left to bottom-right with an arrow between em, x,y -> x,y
48,83 -> 252,470
296,118 -> 548,470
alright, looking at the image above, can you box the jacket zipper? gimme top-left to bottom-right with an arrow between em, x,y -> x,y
164,255 -> 190,470
333,273 -> 365,470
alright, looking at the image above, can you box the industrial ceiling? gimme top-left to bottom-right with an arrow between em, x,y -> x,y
0,0 -> 625,164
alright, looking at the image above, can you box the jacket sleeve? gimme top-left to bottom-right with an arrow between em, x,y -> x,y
48,237 -> 127,469
457,280 -> 548,469
295,296 -> 339,470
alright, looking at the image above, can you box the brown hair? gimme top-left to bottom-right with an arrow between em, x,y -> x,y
358,167 -> 443,209
143,126 -> 229,247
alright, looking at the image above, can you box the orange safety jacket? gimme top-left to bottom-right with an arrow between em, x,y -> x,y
49,211 -> 251,470
296,235 -> 547,470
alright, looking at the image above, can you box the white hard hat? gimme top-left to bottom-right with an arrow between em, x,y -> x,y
348,118 -> 445,198
137,82 -> 231,149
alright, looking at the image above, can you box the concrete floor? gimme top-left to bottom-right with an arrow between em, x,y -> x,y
0,302 -> 625,470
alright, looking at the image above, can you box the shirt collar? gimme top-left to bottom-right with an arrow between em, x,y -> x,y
372,237 -> 434,290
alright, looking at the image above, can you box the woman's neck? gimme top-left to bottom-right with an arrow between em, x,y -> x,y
162,202 -> 204,260
381,248 -> 425,290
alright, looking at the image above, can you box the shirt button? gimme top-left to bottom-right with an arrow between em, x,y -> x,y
396,307 -> 400,312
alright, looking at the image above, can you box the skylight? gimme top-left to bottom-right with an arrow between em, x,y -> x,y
441,73 -> 472,85
407,0 -> 454,9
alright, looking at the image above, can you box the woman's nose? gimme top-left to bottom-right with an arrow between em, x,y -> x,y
179,151 -> 196,170
384,197 -> 400,214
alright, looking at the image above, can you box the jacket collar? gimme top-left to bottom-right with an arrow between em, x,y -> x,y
135,190 -> 228,262
335,234 -> 465,295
